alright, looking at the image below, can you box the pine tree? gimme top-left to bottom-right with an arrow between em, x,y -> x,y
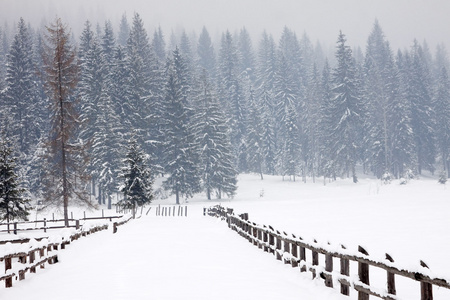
78,24 -> 104,146
152,26 -> 166,62
256,32 -> 277,175
41,18 -> 91,226
162,48 -> 201,204
274,54 -> 300,178
434,66 -> 450,176
302,64 -> 323,182
3,18 -> 40,156
246,87 -> 264,179
217,31 -> 248,167
91,85 -> 124,209
408,41 -> 436,174
328,31 -> 364,182
363,21 -> 396,178
0,133 -> 31,225
118,13 -> 130,47
238,27 -> 256,82
193,70 -> 238,199
197,26 -> 215,79
126,13 -> 160,155
119,135 -> 153,213
391,50 -> 417,178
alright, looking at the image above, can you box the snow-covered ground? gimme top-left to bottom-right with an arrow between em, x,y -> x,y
1,173 -> 449,299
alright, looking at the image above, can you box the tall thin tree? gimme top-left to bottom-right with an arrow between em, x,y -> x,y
41,18 -> 90,226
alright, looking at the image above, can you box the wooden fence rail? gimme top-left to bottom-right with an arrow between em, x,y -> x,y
206,205 -> 450,300
0,224 -> 108,288
0,215 -> 123,235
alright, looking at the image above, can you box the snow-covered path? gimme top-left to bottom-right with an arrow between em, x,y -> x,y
1,207 -> 346,300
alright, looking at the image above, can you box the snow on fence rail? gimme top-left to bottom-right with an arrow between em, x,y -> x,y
206,205 -> 450,300
0,223 -> 108,288
0,214 -> 123,235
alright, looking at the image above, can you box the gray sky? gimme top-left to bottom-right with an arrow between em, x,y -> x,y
1,0 -> 450,52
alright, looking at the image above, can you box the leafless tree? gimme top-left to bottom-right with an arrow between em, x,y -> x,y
41,17 -> 91,227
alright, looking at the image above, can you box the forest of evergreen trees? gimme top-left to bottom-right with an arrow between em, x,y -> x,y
0,13 -> 449,208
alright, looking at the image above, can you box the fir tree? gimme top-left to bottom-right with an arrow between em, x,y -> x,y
119,135 -> 153,213
162,48 -> 201,204
192,70 -> 238,199
246,87 -> 264,179
274,54 -> 300,178
391,50 -> 417,178
152,26 -> 166,62
256,32 -> 277,175
328,31 -> 364,182
118,13 -> 130,47
3,18 -> 40,156
434,66 -> 450,176
408,41 -> 436,174
0,134 -> 31,225
217,31 -> 248,167
197,26 -> 215,79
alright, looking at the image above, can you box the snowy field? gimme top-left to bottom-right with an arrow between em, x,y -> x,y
1,173 -> 449,299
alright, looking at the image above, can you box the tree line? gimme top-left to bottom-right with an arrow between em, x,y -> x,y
0,14 -> 449,222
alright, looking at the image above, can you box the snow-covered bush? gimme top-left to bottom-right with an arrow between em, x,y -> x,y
381,172 -> 392,184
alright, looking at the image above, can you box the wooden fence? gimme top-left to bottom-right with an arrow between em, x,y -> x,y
0,224 -> 108,288
155,205 -> 188,217
206,205 -> 450,300
0,214 -> 123,235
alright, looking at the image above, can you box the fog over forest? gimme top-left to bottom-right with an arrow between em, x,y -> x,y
2,0 -> 450,50
0,1 -> 449,213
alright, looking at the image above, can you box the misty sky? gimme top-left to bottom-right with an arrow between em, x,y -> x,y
1,0 -> 450,52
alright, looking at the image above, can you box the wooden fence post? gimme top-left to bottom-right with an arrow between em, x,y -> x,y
300,243 -> 306,272
13,222 -> 17,235
325,243 -> 333,287
276,231 -> 282,260
312,241 -> 319,278
420,260 -> 433,300
44,218 -> 47,233
5,257 -> 12,287
257,228 -> 262,249
39,248 -> 45,269
252,223 -> 258,246
185,206 -> 187,217
283,233 -> 290,264
340,245 -> 350,295
113,222 -> 118,234
263,227 -> 268,252
30,250 -> 36,273
291,235 -> 298,268
269,231 -> 275,255
386,253 -> 396,296
76,220 -> 80,230
358,246 -> 370,300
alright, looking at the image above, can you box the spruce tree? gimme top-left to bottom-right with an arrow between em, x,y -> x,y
408,41 -> 436,174
0,134 -> 31,225
328,31 -> 364,182
391,50 -> 417,178
434,66 -> 450,176
162,48 -> 201,204
197,27 -> 216,79
119,135 -> 153,213
3,18 -> 40,156
193,70 -> 238,199
246,87 -> 264,179
274,54 -> 300,178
